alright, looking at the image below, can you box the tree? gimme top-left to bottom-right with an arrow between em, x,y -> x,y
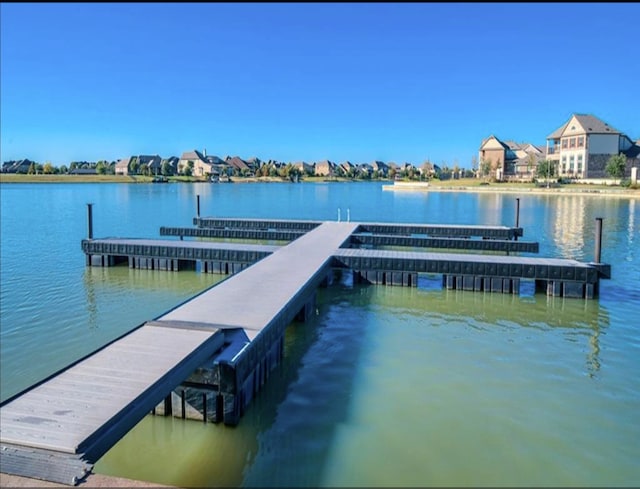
536,159 -> 555,179
605,154 -> 627,184
526,152 -> 537,179
27,162 -> 36,175
479,158 -> 491,181
161,161 -> 173,177
95,161 -> 107,175
43,162 -> 55,174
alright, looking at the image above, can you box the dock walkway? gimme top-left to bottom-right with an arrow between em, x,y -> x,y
0,324 -> 224,485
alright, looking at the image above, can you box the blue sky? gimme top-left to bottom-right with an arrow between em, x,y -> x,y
2,3 -> 639,168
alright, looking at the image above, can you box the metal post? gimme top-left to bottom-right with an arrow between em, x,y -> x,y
203,392 -> 207,423
87,203 -> 93,239
196,194 -> 200,218
347,208 -> 351,222
337,208 -> 341,222
181,389 -> 186,419
595,217 -> 603,263
515,198 -> 520,241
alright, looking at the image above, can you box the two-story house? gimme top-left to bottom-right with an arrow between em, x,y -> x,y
178,150 -> 212,177
546,114 -> 638,179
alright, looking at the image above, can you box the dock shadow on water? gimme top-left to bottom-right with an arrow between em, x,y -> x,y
92,271 -> 633,488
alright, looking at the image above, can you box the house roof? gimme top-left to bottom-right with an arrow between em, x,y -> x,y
226,156 -> 249,170
480,134 -> 511,151
180,150 -> 206,162
547,114 -> 621,139
624,144 -> 640,159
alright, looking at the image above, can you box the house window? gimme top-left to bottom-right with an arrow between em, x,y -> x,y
578,136 -> 584,147
569,155 -> 575,171
562,139 -> 568,149
577,154 -> 583,172
570,138 -> 576,148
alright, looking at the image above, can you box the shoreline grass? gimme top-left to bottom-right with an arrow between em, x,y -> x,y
1,174 -> 637,197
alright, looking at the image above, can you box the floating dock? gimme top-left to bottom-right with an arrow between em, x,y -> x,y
1,215 -> 611,485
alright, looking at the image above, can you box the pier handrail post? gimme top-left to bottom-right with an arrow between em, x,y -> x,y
595,217 -> 603,263
337,208 -> 341,222
347,208 -> 350,222
87,203 -> 94,240
196,194 -> 200,218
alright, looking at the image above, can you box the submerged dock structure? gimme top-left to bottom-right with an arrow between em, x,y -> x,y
1,211 -> 611,486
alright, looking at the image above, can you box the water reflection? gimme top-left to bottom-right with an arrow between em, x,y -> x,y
553,196 -> 587,259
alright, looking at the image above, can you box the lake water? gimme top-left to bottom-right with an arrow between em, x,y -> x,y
1,182 -> 639,487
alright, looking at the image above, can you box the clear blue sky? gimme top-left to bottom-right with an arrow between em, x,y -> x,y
2,2 -> 639,168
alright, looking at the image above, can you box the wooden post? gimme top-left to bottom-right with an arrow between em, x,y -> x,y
515,198 -> 520,241
196,194 -> 200,218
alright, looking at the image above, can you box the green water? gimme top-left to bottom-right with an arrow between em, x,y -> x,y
1,182 -> 638,486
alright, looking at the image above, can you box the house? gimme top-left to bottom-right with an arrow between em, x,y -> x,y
1,159 -> 34,173
339,161 -> 355,176
357,163 -> 373,177
315,160 -> 336,177
245,157 -> 261,172
69,168 -> 98,175
138,155 -> 162,175
115,157 -> 131,175
478,135 -> 518,180
478,136 -> 544,180
546,113 -> 639,179
371,160 -> 389,177
178,150 -> 212,177
504,141 -> 546,179
226,156 -> 251,175
294,161 -> 314,175
160,156 -> 179,175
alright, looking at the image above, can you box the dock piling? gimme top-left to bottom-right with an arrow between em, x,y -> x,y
196,195 -> 201,218
595,217 -> 603,263
87,203 -> 94,240
515,198 -> 520,238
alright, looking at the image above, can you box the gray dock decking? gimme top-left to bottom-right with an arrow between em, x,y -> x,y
0,324 -> 224,484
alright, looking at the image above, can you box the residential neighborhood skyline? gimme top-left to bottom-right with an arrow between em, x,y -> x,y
2,3 -> 639,167
5,113 -> 638,181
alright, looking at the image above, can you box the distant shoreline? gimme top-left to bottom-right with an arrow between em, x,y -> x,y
1,174 -> 638,198
382,182 -> 639,198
